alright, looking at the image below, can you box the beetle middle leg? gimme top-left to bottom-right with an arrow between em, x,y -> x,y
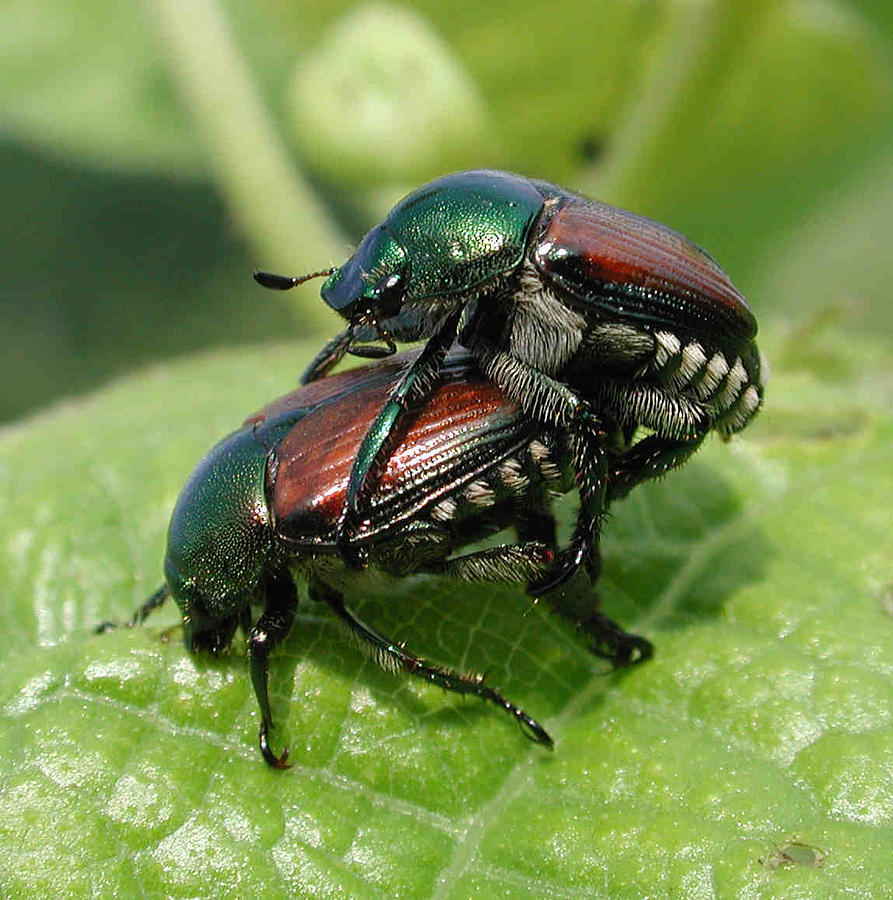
309,577 -> 553,747
543,579 -> 653,668
248,567 -> 299,769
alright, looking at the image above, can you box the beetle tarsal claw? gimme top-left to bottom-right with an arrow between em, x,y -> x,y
258,723 -> 291,770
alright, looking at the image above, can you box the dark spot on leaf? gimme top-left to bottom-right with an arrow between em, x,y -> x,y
578,134 -> 606,164
760,840 -> 826,870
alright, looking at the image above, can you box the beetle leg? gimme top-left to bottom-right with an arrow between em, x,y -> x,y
470,343 -> 609,595
423,541 -> 555,583
94,584 -> 170,633
248,568 -> 298,769
337,307 -> 464,567
543,581 -> 653,668
313,578 -> 553,748
607,434 -> 706,503
128,583 -> 171,626
300,328 -> 354,384
582,611 -> 654,667
531,412 -> 610,596
513,495 -> 559,550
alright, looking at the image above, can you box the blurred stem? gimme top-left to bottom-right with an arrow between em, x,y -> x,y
147,0 -> 345,323
584,0 -> 777,210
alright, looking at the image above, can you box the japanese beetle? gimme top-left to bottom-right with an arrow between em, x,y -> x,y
257,170 -> 765,594
100,351 -> 652,767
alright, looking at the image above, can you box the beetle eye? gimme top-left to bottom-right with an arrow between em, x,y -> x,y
373,272 -> 405,320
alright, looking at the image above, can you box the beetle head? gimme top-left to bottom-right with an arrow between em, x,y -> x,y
321,225 -> 411,357
165,556 -> 242,656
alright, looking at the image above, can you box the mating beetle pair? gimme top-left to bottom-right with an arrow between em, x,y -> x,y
112,351 -> 652,765
258,169 -> 764,595
109,170 -> 763,765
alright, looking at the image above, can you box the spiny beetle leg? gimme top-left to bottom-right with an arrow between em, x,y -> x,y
542,582 -> 652,668
94,584 -> 170,634
337,308 -> 463,560
530,411 -> 609,596
248,568 -> 298,770
316,579 -> 554,748
608,434 -> 705,503
423,541 -> 555,584
300,328 -> 354,385
472,343 -> 606,595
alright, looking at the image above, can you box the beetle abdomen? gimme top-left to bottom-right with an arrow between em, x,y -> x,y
533,200 -> 757,351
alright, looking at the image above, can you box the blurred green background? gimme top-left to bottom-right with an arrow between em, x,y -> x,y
2,0 -> 891,425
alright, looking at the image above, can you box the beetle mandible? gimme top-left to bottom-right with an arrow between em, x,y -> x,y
100,351 -> 652,766
256,170 -> 765,595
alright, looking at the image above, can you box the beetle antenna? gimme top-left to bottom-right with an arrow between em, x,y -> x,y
253,267 -> 336,290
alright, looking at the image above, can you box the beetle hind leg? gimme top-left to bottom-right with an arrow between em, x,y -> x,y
582,611 -> 653,667
423,541 -> 555,584
529,409 -> 610,596
543,582 -> 653,669
607,434 -> 705,502
311,578 -> 553,748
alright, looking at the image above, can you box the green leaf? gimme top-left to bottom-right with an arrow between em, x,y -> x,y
0,0 -> 201,175
287,3 -> 499,189
1,330 -> 891,896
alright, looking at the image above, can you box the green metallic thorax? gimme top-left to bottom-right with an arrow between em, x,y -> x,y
321,170 -> 545,311
165,412 -> 306,621
165,426 -> 272,620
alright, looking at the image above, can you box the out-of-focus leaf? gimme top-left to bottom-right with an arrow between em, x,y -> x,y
754,154 -> 893,338
0,0 -> 200,174
287,3 -> 498,191
583,0 -> 893,284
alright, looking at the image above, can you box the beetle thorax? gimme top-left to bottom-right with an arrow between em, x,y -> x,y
505,260 -> 588,374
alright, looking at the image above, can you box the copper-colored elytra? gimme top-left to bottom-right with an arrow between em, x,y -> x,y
253,267 -> 336,290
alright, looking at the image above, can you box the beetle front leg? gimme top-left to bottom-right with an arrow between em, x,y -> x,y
94,584 -> 171,633
248,568 -> 298,769
301,328 -> 354,384
310,577 -> 553,747
337,307 -> 464,567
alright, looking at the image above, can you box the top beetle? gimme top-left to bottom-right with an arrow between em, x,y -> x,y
257,170 -> 764,592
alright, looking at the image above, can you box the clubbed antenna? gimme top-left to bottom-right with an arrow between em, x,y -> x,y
253,267 -> 336,290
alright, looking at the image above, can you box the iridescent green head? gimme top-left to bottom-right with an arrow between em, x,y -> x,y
321,170 -> 545,334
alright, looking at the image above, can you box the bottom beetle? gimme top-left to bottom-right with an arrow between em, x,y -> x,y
101,351 -> 651,766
